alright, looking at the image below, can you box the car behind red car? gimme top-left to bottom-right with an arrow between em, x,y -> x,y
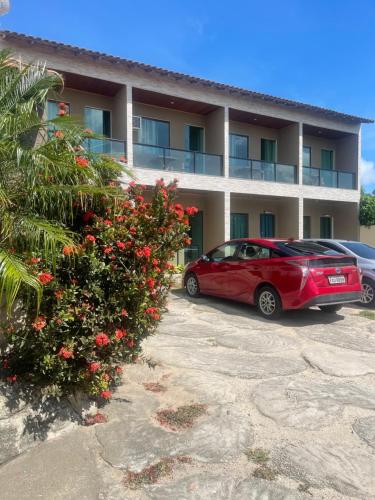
184,239 -> 362,319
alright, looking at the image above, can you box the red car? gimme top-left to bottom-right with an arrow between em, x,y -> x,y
184,239 -> 362,319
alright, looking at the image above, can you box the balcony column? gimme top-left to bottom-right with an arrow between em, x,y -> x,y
224,191 -> 231,241
298,196 -> 304,239
224,106 -> 229,177
126,85 -> 133,168
298,122 -> 303,185
357,127 -> 361,192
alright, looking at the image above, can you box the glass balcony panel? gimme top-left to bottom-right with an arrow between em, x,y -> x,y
164,148 -> 194,173
303,167 -> 319,186
85,138 -> 126,159
229,157 -> 251,179
338,171 -> 355,189
275,164 -> 296,184
252,160 -> 275,181
194,152 -> 222,176
320,169 -> 337,188
133,144 -> 165,170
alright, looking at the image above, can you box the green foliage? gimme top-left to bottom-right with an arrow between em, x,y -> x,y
0,50 -> 125,311
2,180 -> 195,398
359,191 -> 375,226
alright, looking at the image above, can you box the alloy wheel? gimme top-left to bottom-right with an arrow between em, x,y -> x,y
361,282 -> 375,305
259,290 -> 276,316
186,276 -> 198,296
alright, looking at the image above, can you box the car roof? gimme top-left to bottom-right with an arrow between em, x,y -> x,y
228,238 -> 286,248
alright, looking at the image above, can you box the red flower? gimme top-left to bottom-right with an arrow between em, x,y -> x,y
75,156 -> 89,168
147,278 -> 156,290
82,211 -> 95,224
89,362 -> 101,373
58,347 -> 73,359
32,316 -> 46,331
129,227 -> 137,235
63,245 -> 75,256
135,248 -> 144,258
121,308 -> 128,317
184,238 -> 192,246
83,128 -> 93,135
103,246 -> 113,255
119,155 -> 127,163
103,373 -> 110,382
6,375 -> 17,383
143,246 -> 151,258
103,219 -> 112,226
54,130 -> 64,139
58,109 -> 65,116
152,258 -> 159,267
30,257 -> 41,264
126,339 -> 135,349
116,241 -> 126,250
186,206 -> 199,216
136,195 -> 144,203
174,203 -> 184,220
38,272 -> 54,285
95,333 -> 110,347
100,390 -> 112,399
86,234 -> 96,243
115,366 -> 123,374
54,290 -> 64,300
115,328 -> 127,340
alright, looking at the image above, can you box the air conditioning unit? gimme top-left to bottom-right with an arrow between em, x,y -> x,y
132,115 -> 141,129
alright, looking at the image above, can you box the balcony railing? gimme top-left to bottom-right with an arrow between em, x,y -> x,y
134,143 -> 223,176
229,157 -> 297,184
303,166 -> 356,190
85,138 -> 126,159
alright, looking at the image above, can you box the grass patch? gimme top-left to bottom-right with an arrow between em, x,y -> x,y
156,404 -> 207,431
252,465 -> 278,481
245,448 -> 270,464
359,310 -> 375,320
124,456 -> 191,489
143,382 -> 167,393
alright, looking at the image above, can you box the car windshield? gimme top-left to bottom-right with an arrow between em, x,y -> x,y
340,242 -> 375,259
277,241 -> 341,256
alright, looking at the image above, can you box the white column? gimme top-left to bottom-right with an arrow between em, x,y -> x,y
224,191 -> 231,241
224,106 -> 229,178
298,196 -> 304,239
298,121 -> 303,185
126,85 -> 133,168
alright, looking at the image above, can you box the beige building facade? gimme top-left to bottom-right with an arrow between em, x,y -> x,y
1,31 -> 372,263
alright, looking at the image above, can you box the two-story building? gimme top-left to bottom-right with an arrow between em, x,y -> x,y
1,30 -> 372,264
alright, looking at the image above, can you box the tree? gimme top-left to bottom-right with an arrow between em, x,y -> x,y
0,50 -> 123,311
359,190 -> 375,226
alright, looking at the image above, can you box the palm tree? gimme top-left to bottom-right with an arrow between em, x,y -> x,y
0,50 -> 125,311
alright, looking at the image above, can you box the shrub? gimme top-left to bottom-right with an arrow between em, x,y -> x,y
1,179 -> 196,399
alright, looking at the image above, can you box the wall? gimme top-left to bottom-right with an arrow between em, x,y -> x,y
229,121 -> 279,161
304,199 -> 359,239
205,108 -> 225,155
360,226 -> 375,246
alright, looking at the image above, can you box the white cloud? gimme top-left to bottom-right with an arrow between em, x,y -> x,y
360,157 -> 375,188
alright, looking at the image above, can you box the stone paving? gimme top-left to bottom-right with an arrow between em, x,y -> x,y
1,290 -> 375,499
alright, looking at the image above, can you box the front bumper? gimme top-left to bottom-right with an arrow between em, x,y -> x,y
304,291 -> 362,308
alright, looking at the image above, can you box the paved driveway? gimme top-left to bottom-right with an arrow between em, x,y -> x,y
1,291 -> 375,499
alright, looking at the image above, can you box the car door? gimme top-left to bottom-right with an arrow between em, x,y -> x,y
198,242 -> 240,296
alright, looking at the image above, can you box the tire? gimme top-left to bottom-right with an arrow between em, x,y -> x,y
256,286 -> 282,319
360,279 -> 375,308
319,304 -> 343,314
185,273 -> 200,298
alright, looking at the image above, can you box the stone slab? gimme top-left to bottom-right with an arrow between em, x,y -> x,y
353,416 -> 375,449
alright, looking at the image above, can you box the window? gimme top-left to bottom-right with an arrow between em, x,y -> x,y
84,107 -> 111,137
208,242 -> 239,262
303,146 -> 311,167
261,139 -> 276,163
47,100 -> 70,120
238,243 -> 271,260
303,216 -> 311,238
320,216 -> 333,238
184,125 -> 204,152
230,134 -> 248,159
321,149 -> 334,170
340,242 -> 375,259
260,213 -> 275,238
277,241 -> 340,256
230,213 -> 248,239
140,117 -> 170,147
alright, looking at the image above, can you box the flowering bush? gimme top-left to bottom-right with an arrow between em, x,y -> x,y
1,180 -> 196,399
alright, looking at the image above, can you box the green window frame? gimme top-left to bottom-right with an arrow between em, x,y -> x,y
260,213 -> 275,238
321,149 -> 334,170
261,139 -> 276,163
230,213 -> 249,239
303,146 -> 311,167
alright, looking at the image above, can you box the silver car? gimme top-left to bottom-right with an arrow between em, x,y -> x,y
305,239 -> 375,307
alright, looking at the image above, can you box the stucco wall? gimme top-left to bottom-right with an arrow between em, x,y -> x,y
304,199 -> 359,239
360,226 -> 375,246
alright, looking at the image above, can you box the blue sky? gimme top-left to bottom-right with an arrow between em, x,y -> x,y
2,0 -> 375,190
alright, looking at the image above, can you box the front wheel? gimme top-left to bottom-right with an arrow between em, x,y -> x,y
185,273 -> 200,298
319,304 -> 342,314
361,279 -> 375,308
256,286 -> 282,319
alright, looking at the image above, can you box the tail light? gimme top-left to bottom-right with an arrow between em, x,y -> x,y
288,260 -> 310,290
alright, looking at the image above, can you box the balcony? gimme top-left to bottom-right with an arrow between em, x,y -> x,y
303,167 -> 356,190
85,138 -> 126,159
133,143 -> 223,176
229,157 -> 297,184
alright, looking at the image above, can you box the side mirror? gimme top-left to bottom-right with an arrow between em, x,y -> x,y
201,254 -> 210,262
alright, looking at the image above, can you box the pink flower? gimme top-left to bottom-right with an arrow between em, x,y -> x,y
89,362 -> 101,373
58,347 -> 73,359
86,234 -> 96,243
95,333 -> 110,347
38,272 -> 54,285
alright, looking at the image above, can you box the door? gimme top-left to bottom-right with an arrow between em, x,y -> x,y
261,139 -> 276,163
320,216 -> 332,238
186,211 -> 203,264
198,242 -> 239,294
260,214 -> 275,238
184,125 -> 204,152
321,149 -> 334,170
234,242 -> 273,301
230,213 -> 248,239
84,107 -> 111,154
303,216 -> 311,239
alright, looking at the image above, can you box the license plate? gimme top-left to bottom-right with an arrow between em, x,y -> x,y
328,275 -> 346,285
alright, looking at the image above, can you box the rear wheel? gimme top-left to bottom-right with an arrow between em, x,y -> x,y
256,286 -> 282,319
319,304 -> 343,314
361,279 -> 375,308
185,273 -> 200,298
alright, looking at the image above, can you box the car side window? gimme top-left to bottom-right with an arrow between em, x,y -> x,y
238,243 -> 271,260
317,241 -> 341,252
208,243 -> 239,262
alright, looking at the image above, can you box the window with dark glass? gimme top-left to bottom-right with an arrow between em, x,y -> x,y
140,117 -> 170,147
303,146 -> 311,167
230,133 -> 249,159
84,107 -> 111,137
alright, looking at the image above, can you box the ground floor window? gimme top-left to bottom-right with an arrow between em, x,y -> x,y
260,213 -> 275,238
320,216 -> 333,238
230,213 -> 248,239
303,216 -> 311,238
185,210 -> 203,263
